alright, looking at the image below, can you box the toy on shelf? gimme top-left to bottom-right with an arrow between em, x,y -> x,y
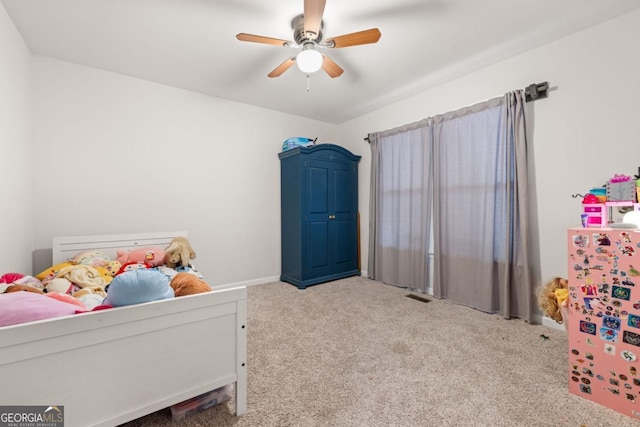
578,173 -> 640,228
582,201 -> 640,228
281,137 -> 317,152
607,174 -> 635,201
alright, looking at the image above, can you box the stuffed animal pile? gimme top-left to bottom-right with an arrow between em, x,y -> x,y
0,236 -> 212,327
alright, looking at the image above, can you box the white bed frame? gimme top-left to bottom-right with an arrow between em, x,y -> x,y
0,231 -> 247,427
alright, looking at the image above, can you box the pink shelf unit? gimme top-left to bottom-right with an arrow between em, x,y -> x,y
567,228 -> 640,419
583,202 -> 640,228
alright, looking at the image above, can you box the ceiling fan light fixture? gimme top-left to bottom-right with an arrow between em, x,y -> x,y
296,46 -> 322,73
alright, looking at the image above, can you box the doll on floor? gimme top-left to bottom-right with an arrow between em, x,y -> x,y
537,277 -> 569,324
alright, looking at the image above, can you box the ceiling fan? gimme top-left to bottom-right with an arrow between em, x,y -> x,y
236,0 -> 381,78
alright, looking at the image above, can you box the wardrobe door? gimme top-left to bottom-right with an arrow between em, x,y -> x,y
330,161 -> 358,273
305,159 -> 332,279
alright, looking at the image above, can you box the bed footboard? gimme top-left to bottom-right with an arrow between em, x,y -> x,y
0,286 -> 247,427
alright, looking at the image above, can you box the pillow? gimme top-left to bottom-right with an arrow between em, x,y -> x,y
35,261 -> 74,281
0,292 -> 85,327
45,292 -> 86,309
73,250 -> 112,268
103,269 -> 173,307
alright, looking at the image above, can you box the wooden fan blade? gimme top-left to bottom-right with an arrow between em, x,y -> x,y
268,57 -> 296,78
236,33 -> 289,47
304,0 -> 326,39
321,55 -> 343,78
326,28 -> 381,48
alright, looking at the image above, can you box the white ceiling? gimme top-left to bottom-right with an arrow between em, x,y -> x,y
3,0 -> 640,124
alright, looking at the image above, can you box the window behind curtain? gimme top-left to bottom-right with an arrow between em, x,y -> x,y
368,122 -> 432,292
370,92 -> 531,320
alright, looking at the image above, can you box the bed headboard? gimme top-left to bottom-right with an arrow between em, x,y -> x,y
52,231 -> 188,264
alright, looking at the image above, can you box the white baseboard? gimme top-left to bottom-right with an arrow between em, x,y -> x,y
215,272 -> 370,291
537,314 -> 567,332
214,275 -> 280,290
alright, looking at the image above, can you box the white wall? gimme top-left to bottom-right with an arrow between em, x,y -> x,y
31,56 -> 338,285
0,4 -> 33,274
10,7 -> 640,303
340,10 -> 640,303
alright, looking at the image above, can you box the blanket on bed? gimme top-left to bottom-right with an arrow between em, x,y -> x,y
0,245 -> 211,327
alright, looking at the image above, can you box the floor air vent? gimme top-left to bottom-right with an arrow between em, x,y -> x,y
405,294 -> 431,303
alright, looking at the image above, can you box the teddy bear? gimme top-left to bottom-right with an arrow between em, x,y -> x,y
164,237 -> 196,269
116,247 -> 166,267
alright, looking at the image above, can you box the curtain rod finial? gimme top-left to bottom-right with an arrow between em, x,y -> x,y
525,81 -> 549,102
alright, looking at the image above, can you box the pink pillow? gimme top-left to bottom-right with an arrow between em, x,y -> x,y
0,292 -> 85,327
46,292 -> 87,310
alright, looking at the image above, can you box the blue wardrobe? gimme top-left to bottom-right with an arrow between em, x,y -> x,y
278,144 -> 361,289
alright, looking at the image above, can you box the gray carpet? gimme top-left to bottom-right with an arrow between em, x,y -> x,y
121,276 -> 639,426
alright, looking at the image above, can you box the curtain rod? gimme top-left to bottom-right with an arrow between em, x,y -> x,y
363,81 -> 549,142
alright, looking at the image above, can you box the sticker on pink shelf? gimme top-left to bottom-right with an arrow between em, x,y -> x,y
621,277 -> 636,286
573,234 -> 589,248
605,344 -> 616,355
623,330 -> 640,347
580,321 -> 597,335
581,283 -> 598,296
595,233 -> 611,246
621,246 -> 635,256
621,350 -> 637,362
628,314 -> 640,329
600,327 -> 618,341
603,316 -> 621,330
612,286 -> 631,300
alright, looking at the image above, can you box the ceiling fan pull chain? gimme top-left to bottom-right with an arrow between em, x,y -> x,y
306,74 -> 311,92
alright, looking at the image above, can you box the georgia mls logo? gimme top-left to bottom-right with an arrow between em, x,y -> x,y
0,405 -> 64,427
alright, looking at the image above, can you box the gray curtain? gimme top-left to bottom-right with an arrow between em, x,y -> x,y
432,91 -> 531,321
368,119 -> 432,292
